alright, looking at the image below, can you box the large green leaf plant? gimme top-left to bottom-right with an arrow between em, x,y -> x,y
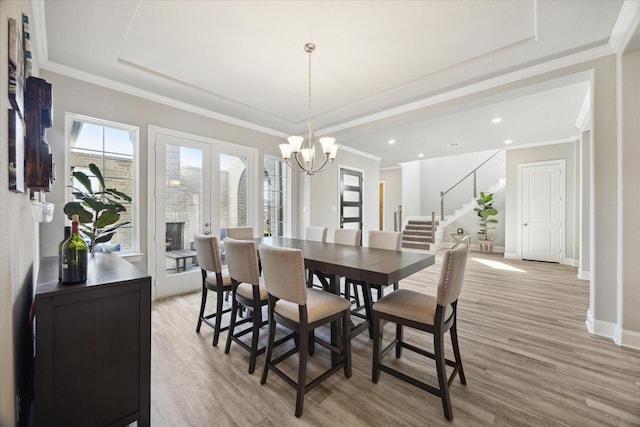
64,163 -> 132,252
474,191 -> 498,241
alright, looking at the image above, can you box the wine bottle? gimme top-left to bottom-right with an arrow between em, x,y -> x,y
57,226 -> 71,281
61,214 -> 88,284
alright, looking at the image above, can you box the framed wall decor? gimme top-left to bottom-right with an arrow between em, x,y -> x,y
8,17 -> 25,117
9,108 -> 25,193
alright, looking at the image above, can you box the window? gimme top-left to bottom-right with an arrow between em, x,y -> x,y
66,114 -> 139,254
263,157 -> 290,237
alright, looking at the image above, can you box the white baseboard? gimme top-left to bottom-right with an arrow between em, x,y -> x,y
585,309 -> 617,340
621,329 -> 640,350
577,269 -> 590,280
563,258 -> 579,267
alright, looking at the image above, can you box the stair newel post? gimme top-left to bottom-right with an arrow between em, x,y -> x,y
431,211 -> 436,244
440,191 -> 445,221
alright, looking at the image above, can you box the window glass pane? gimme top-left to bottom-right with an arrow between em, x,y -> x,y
164,144 -> 203,274
263,157 -> 288,237
68,117 -> 137,253
220,154 -> 248,230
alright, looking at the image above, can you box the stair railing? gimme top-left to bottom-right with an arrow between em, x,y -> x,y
393,205 -> 402,232
440,149 -> 504,221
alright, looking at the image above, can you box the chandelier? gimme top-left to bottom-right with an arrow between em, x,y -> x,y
279,43 -> 338,175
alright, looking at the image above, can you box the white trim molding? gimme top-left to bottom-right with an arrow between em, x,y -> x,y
620,328 -> 640,350
586,309 -> 617,341
577,269 -> 591,281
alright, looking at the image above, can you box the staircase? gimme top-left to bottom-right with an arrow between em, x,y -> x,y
401,218 -> 437,250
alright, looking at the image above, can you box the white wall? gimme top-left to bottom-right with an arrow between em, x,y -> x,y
619,48 -> 640,347
380,167 -> 402,231
1,2 -> 38,424
419,149 -> 502,217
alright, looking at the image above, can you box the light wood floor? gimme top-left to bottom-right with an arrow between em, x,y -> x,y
150,251 -> 640,426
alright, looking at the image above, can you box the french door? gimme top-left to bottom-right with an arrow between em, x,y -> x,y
149,127 -> 257,299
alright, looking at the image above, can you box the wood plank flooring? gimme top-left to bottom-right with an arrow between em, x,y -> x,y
150,251 -> 640,426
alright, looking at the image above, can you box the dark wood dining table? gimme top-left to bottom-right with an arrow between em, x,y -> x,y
253,236 -> 436,357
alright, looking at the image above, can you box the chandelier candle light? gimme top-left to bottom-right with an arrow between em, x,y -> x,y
279,43 -> 338,175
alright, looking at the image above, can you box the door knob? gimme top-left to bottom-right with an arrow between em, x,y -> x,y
523,223 -> 528,227
204,223 -> 210,227
204,231 -> 210,235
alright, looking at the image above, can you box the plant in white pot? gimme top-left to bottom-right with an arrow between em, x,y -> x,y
474,191 -> 498,253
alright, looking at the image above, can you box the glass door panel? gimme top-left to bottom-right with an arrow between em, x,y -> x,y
219,153 -> 248,238
155,133 -> 211,298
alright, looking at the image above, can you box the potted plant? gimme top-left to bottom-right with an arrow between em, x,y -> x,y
474,191 -> 498,253
64,163 -> 132,253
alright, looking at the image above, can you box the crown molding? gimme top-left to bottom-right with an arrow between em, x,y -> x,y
337,144 -> 381,161
609,0 -> 640,53
504,136 -> 578,152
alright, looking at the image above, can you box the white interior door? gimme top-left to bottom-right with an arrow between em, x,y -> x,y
521,161 -> 564,262
154,132 -> 212,299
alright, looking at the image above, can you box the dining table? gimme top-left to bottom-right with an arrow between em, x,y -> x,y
253,236 -> 436,364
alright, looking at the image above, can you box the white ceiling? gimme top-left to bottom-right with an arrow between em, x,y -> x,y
38,0 -> 632,166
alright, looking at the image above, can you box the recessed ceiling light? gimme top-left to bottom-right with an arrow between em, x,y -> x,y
504,139 -> 513,145
492,117 -> 503,123
418,153 -> 424,158
446,142 -> 459,147
388,139 -> 396,145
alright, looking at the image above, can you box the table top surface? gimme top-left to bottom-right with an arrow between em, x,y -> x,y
253,236 -> 435,285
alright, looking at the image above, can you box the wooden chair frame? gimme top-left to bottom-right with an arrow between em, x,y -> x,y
261,295 -> 352,418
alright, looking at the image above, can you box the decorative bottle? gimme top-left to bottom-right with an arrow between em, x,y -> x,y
57,226 -> 71,281
61,214 -> 88,284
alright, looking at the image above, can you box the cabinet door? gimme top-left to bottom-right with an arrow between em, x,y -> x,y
51,287 -> 141,425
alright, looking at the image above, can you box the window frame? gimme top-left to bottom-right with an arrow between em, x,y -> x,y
65,113 -> 141,258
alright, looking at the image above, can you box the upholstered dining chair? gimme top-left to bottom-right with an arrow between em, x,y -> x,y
194,234 -> 232,346
304,226 -> 328,287
368,230 -> 403,296
226,226 -> 254,240
223,237 -> 268,374
305,226 -> 327,242
258,244 -> 352,418
371,244 -> 470,421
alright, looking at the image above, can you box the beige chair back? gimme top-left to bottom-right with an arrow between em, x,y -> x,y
333,228 -> 361,246
226,226 -> 254,240
436,244 -> 469,307
194,234 -> 223,273
259,244 -> 307,305
224,238 -> 260,285
368,230 -> 402,251
305,226 -> 327,242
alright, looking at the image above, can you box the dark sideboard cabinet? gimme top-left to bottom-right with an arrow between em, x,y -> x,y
34,254 -> 151,426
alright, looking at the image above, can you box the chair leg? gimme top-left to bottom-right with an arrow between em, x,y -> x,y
295,328 -> 309,418
196,287 -> 207,332
343,311 -> 352,378
260,312 -> 277,385
395,323 -> 403,358
213,288 -> 225,346
434,328 -> 453,420
450,318 -> 466,385
224,292 -> 238,354
248,304 -> 261,374
372,311 -> 381,383
308,331 -> 315,355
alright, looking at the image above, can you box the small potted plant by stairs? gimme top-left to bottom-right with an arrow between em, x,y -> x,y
474,191 -> 498,253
